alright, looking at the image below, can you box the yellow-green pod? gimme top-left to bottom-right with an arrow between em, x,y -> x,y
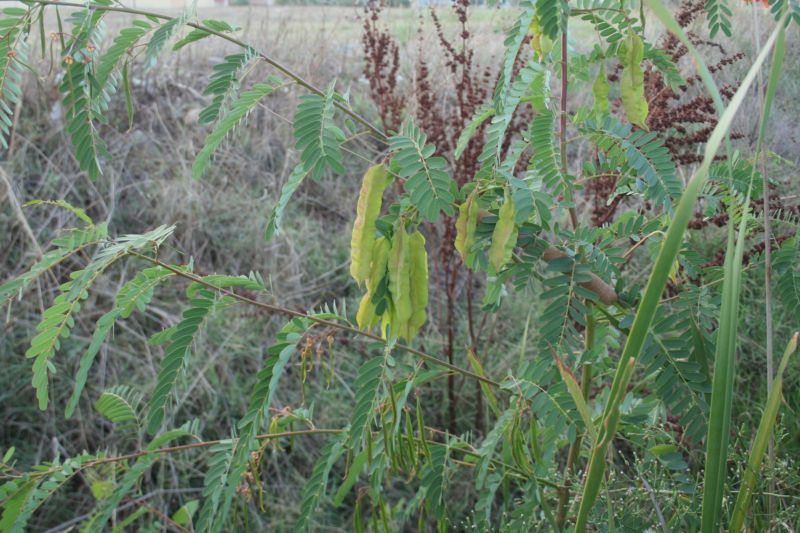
356,292 -> 377,331
407,231 -> 428,341
356,237 -> 391,331
592,62 -> 610,114
454,194 -> 478,265
350,164 -> 389,284
388,227 -> 412,326
367,237 -> 390,293
380,299 -> 396,340
488,192 -> 518,273
529,16 -> 553,61
620,31 -> 648,127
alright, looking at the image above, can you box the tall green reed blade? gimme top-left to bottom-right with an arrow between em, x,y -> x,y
729,332 -> 798,532
701,15 -> 787,532
572,8 -> 789,531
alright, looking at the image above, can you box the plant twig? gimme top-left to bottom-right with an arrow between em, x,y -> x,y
127,251 -> 502,389
560,22 -> 578,230
13,0 -> 387,142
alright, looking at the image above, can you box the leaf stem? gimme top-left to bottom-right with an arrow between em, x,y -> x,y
14,0 -> 387,142
127,251 -> 502,389
560,20 -> 578,230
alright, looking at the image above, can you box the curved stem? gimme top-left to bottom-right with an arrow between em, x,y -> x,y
127,251 -> 502,389
560,21 -> 578,230
12,0 -> 387,142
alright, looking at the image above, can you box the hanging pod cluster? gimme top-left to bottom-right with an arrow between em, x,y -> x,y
619,30 -> 649,127
350,164 -> 428,341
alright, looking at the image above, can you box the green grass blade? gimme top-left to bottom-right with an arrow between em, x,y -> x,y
730,333 -> 798,532
572,11 -> 788,531
702,16 -> 787,533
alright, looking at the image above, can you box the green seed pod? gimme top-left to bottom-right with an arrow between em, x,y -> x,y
350,164 -> 389,284
356,292 -> 376,331
488,192 -> 518,273
380,298 -> 395,340
620,31 -> 648,127
407,231 -> 428,341
388,227 -> 412,332
356,237 -> 390,331
529,16 -> 553,61
592,62 -> 610,115
454,193 -> 478,266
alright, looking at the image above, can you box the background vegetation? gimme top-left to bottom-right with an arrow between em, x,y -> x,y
0,0 -> 798,531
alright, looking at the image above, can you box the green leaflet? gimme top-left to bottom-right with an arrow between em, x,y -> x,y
581,116 -> 680,210
198,48 -> 259,125
60,61 -> 109,181
94,385 -> 142,426
294,434 -> 347,532
26,225 -> 173,411
619,31 -> 648,128
488,192 -> 518,273
0,224 -> 108,303
705,0 -> 732,38
0,480 -> 36,533
0,8 -> 29,150
142,5 -> 195,71
349,356 -> 385,450
592,62 -> 610,114
194,439 -> 235,532
535,0 -> 565,41
454,104 -> 494,160
173,19 -> 239,51
193,82 -> 277,178
147,290 -> 215,433
388,120 -> 455,222
94,22 -> 151,89
0,454 -> 92,533
420,444 -> 448,517
350,164 -> 389,284
65,266 -> 174,418
294,82 -> 346,181
528,108 -> 568,195
265,167 -> 310,241
494,6 -> 534,108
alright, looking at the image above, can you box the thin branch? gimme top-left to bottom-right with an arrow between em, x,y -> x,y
127,251 -> 503,389
85,428 -> 343,469
12,0 -> 387,142
560,23 -> 578,230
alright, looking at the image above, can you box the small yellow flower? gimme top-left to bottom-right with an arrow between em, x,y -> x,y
64,55 -> 74,65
